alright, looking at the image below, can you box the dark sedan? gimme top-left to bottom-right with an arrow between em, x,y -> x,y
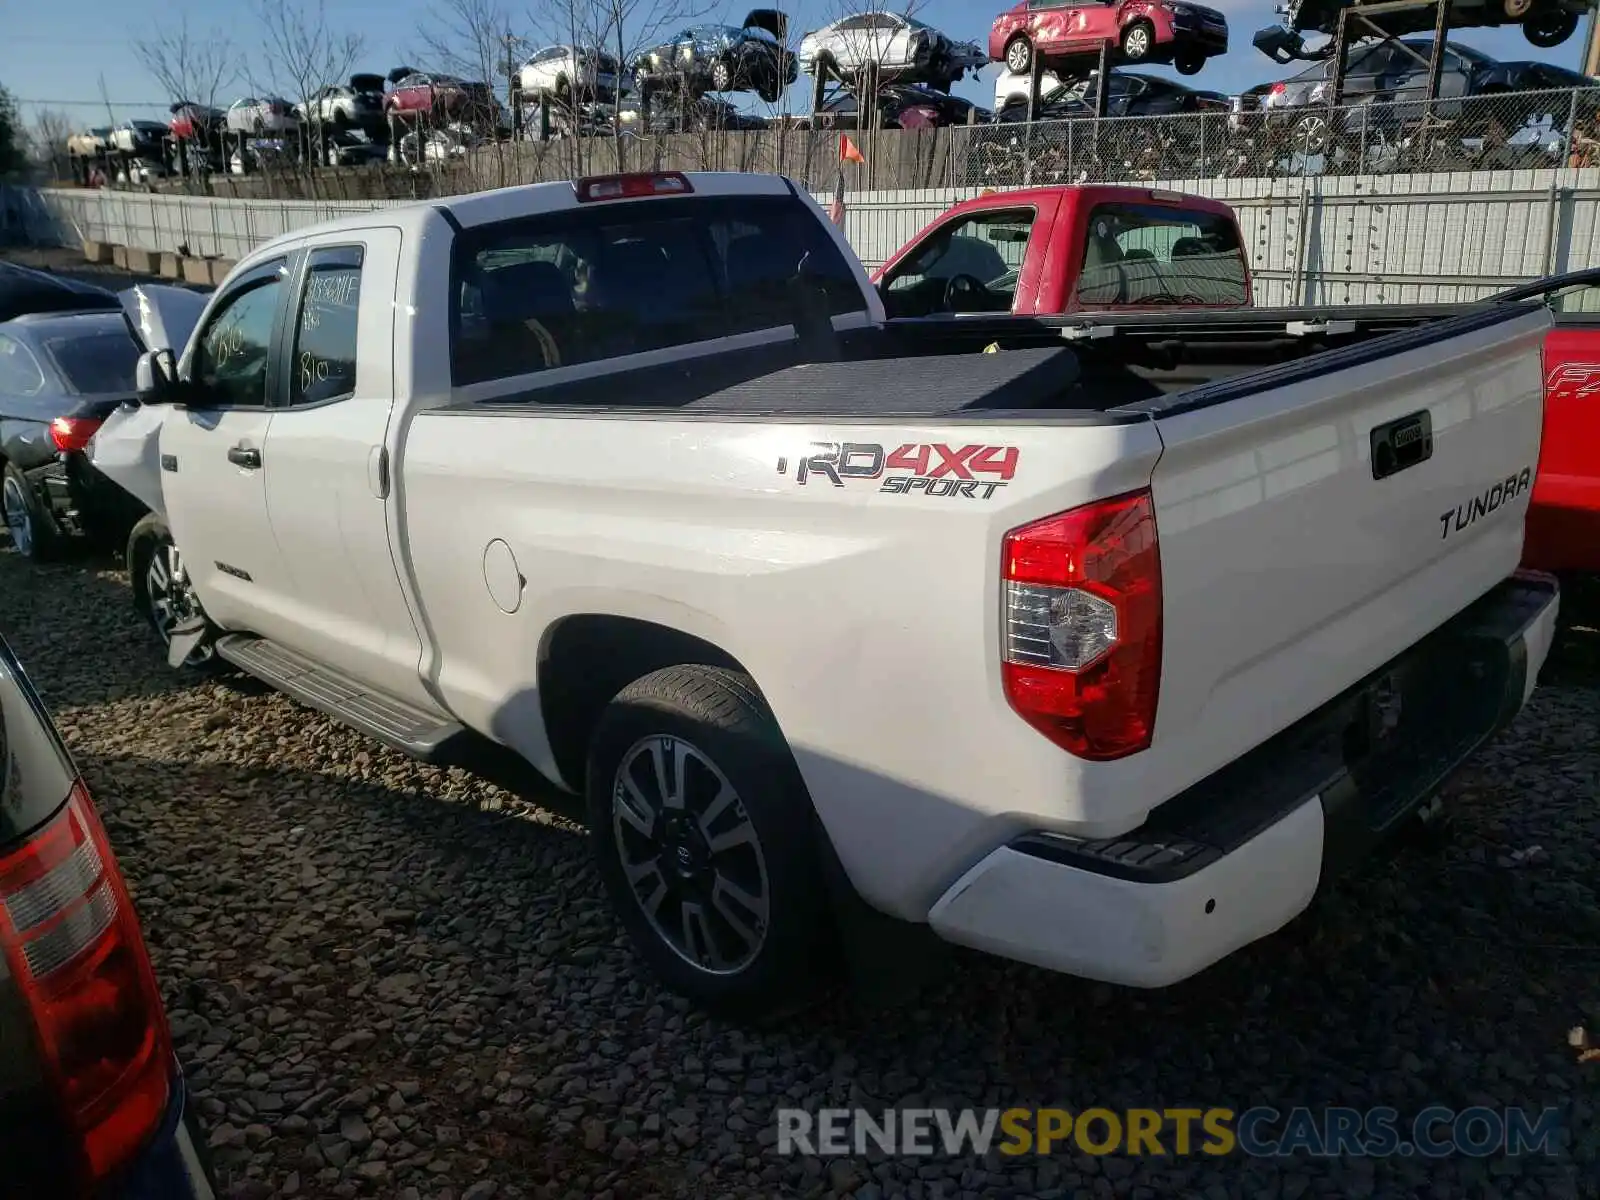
0,309 -> 150,560
809,84 -> 990,130
1259,38 -> 1600,141
0,633 -> 219,1199
634,11 -> 798,103
0,262 -> 120,324
995,70 -> 1230,123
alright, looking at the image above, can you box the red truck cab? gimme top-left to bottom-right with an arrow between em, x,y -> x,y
871,185 -> 1252,320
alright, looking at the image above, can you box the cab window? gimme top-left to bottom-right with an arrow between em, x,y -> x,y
288,246 -> 364,406
191,266 -> 287,407
1076,203 -> 1248,307
881,207 -> 1036,317
450,194 -> 868,387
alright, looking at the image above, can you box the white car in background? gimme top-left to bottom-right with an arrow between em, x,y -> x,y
798,11 -> 988,91
518,45 -> 629,100
66,128 -> 112,157
294,75 -> 388,129
224,97 -> 301,135
993,65 -> 1066,109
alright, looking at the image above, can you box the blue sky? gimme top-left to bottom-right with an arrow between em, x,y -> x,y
4,0 -> 1595,129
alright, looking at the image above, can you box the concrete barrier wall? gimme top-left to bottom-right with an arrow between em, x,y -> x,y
24,168 -> 1600,307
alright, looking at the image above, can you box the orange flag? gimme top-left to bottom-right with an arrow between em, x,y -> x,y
839,134 -> 865,165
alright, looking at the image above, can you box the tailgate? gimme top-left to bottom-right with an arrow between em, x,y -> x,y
1526,311 -> 1600,571
1144,304 -> 1551,786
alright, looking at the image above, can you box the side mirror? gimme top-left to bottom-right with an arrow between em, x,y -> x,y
135,348 -> 178,404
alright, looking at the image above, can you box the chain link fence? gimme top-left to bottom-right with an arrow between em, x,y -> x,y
62,85 -> 1600,204
963,87 -> 1596,187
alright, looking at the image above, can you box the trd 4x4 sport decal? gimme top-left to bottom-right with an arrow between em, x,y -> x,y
777,441 -> 1020,499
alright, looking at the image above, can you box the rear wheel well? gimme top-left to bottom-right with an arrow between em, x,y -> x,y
539,615 -> 747,791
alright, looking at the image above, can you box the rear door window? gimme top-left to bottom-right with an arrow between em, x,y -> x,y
1077,203 -> 1249,307
450,194 -> 868,386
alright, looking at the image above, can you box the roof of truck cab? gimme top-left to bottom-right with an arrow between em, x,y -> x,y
246,171 -> 802,260
951,184 -> 1238,221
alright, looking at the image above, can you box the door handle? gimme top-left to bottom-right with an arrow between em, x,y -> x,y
227,445 -> 263,469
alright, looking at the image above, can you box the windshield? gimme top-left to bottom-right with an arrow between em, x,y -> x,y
43,331 -> 140,393
1076,203 -> 1249,307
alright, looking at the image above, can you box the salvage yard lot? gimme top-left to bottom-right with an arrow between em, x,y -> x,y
3,550 -> 1596,1200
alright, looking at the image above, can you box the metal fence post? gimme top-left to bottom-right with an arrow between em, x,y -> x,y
1564,89 -> 1579,170
1198,112 -> 1207,179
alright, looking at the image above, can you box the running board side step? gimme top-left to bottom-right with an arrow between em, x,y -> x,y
214,634 -> 468,762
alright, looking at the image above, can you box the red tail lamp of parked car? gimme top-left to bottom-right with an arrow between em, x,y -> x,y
0,782 -> 173,1192
49,417 -> 104,455
1001,488 -> 1162,760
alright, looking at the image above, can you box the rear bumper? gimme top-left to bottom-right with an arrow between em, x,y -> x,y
119,1070 -> 217,1199
30,454 -> 145,543
927,572 -> 1559,987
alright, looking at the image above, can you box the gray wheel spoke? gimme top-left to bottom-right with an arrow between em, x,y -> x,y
697,784 -> 737,836
147,553 -> 170,595
624,858 -> 669,916
681,902 -> 726,971
711,875 -> 765,953
618,776 -> 658,835
705,819 -> 757,856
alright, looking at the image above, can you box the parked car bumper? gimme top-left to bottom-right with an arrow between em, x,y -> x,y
927,572 -> 1558,987
120,1069 -> 217,1199
29,453 -> 145,544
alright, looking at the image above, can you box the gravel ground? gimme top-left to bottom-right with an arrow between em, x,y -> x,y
3,549 -> 1596,1200
0,253 -> 1596,1200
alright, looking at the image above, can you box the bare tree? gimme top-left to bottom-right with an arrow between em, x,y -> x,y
132,16 -> 238,115
252,0 -> 364,191
27,109 -> 74,181
413,0 -> 517,190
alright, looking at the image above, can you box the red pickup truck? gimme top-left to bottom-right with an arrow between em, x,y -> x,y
874,188 -> 1599,579
871,184 -> 1252,318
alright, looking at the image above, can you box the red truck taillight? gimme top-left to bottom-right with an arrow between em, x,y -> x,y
0,783 -> 173,1189
1001,489 -> 1162,760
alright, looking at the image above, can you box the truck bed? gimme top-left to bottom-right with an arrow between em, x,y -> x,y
446,300 -> 1524,422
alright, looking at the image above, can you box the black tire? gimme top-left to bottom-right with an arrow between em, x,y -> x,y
332,108 -> 352,130
1175,52 -> 1204,76
586,665 -> 835,1019
126,513 -> 218,670
1120,20 -> 1155,62
1,460 -> 65,562
1003,35 -> 1033,76
1525,9 -> 1579,47
814,52 -> 838,82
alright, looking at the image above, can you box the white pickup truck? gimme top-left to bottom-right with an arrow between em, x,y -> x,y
92,170 -> 1561,1018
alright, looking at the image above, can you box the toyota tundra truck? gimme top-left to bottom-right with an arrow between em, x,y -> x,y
88,170 -> 1560,1018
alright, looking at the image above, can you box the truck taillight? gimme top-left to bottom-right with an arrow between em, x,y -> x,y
1001,489 -> 1162,760
573,171 -> 693,202
0,783 -> 172,1190
49,417 -> 103,454
1269,82 -> 1286,97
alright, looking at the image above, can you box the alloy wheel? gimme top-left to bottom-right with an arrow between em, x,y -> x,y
144,540 -> 215,665
611,734 -> 771,976
1124,26 -> 1151,59
1,475 -> 33,557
